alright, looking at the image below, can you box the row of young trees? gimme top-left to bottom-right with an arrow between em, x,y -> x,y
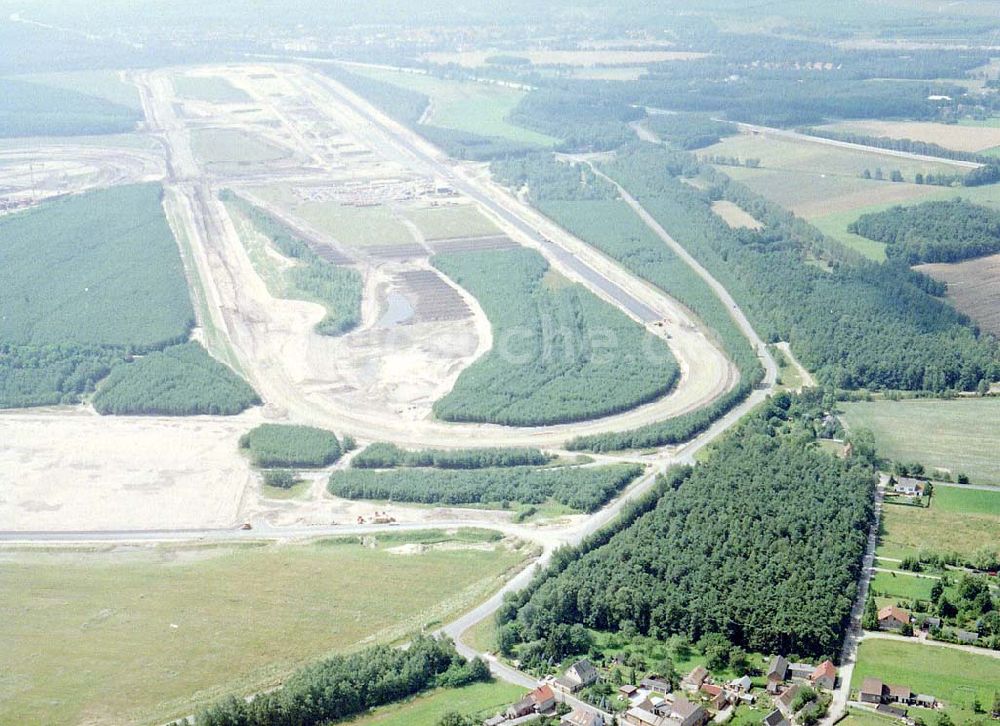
329,463 -> 644,513
239,423 -> 345,468
221,192 -> 362,336
599,144 -> 1000,392
190,636 -> 489,726
431,247 -> 679,426
351,442 -> 551,469
848,199 -> 1000,265
497,392 -> 876,664
93,342 -> 259,416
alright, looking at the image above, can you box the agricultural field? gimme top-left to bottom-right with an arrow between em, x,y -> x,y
249,184 -> 413,247
917,252 -> 1000,336
0,531 -> 531,725
92,341 -> 259,416
818,119 -> 1000,153
431,247 -> 678,426
348,66 -> 558,147
0,77 -> 141,137
851,639 -> 1000,723
404,204 -> 500,240
0,183 -> 195,407
352,681 -> 525,726
422,48 -> 708,68
173,74 -> 251,103
189,128 -> 290,167
840,399 -> 1000,486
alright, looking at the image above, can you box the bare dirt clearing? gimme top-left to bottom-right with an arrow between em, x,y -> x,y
710,200 -> 763,229
0,409 -> 259,531
917,252 -> 1000,336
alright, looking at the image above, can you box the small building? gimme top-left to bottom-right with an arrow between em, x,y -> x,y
623,706 -> 662,726
554,659 -> 599,693
860,678 -> 884,705
887,684 -> 913,705
809,660 -> 837,690
914,694 -> 936,708
682,666 -> 709,692
620,684 -> 639,700
530,684 -> 556,713
777,684 -> 800,711
921,616 -> 941,631
506,695 -> 536,719
700,684 -> 729,710
641,676 -> 673,694
561,708 -> 603,726
787,662 -> 814,681
729,675 -> 752,693
877,606 -> 911,631
893,477 -> 925,496
667,697 -> 711,726
762,709 -> 789,726
766,656 -> 788,694
956,629 -> 980,644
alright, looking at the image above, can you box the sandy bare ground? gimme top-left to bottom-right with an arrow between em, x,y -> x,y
820,120 -> 1000,153
0,409 -> 259,531
139,63 -> 737,448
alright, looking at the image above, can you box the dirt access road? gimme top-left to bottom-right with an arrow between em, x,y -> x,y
138,63 -> 738,448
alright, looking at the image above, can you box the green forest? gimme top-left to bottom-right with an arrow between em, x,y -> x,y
492,154 -> 764,450
190,635 -> 489,726
0,184 -> 197,407
0,78 -> 140,137
351,443 -> 551,469
239,423 -> 344,468
222,192 -> 362,336
93,342 -> 259,415
598,145 -> 999,392
431,247 -> 678,426
329,462 -> 644,512
645,112 -> 738,150
849,199 -> 1000,264
497,393 -> 875,664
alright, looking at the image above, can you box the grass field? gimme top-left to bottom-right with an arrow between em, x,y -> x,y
818,119 -> 1000,153
917,252 -> 1000,337
710,200 -> 762,229
0,532 -> 529,725
190,128 -> 289,166
251,184 -> 413,247
931,485 -> 1000,515
0,77 -> 140,138
10,70 -> 142,109
851,639 -> 1000,722
869,570 -> 937,601
840,399 -> 1000,486
405,204 -> 500,240
350,67 -> 558,146
351,681 -> 525,725
173,74 -> 251,103
840,707 -> 907,726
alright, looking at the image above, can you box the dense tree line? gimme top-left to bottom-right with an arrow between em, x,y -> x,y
239,423 -> 343,468
645,113 -> 738,150
351,442 -> 551,469
93,342 -> 259,415
221,192 -> 362,336
497,393 -> 875,663
0,184 -> 196,408
0,78 -> 140,137
491,154 -> 764,450
431,247 -> 678,426
848,199 -> 1000,265
328,463 -> 644,512
599,144 -> 1000,392
508,88 -> 643,152
191,635 -> 489,726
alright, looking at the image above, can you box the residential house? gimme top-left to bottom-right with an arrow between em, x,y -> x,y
728,675 -> 752,693
887,684 -> 913,705
777,684 -> 800,711
623,706 -> 662,726
877,606 -> 911,631
641,676 -> 673,694
666,697 -> 711,726
860,678 -> 885,705
809,660 -> 837,690
766,656 -> 788,694
506,695 -> 536,719
762,709 -> 789,726
681,666 -> 709,692
619,684 -> 639,700
530,684 -> 556,713
893,477 -> 925,496
700,684 -> 729,711
561,708 -> 603,726
787,662 -> 814,681
859,679 -> 934,708
554,659 -> 599,693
